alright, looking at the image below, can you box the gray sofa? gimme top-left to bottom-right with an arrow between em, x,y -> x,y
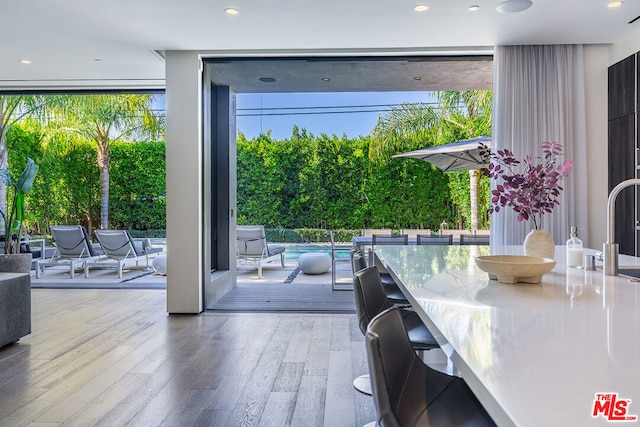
0,273 -> 31,348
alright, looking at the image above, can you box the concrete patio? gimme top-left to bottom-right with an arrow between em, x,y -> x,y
28,250 -> 356,312
215,255 -> 355,312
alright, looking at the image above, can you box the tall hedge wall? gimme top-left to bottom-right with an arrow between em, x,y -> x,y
7,123 -> 481,237
237,127 -> 462,231
7,124 -> 165,235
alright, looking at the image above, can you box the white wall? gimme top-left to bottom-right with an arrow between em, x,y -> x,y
584,45 -> 610,249
610,32 -> 640,65
165,51 -> 203,314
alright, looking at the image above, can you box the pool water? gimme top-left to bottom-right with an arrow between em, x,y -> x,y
281,244 -> 352,260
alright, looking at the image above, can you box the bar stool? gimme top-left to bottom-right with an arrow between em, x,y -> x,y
352,266 -> 439,396
459,234 -> 490,245
365,307 -> 496,426
370,233 -> 408,265
352,248 -> 410,305
416,234 -> 453,245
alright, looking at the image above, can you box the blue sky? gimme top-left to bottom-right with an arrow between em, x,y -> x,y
236,91 -> 436,140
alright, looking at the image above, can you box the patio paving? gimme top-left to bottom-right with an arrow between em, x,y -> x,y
29,265 -> 166,289
214,256 -> 355,312
28,252 -> 356,312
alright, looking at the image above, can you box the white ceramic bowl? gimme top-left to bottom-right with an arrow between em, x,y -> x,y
475,255 -> 556,284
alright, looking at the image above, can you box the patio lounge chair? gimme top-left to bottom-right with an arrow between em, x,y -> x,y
35,225 -> 98,278
86,229 -> 160,278
236,225 -> 285,278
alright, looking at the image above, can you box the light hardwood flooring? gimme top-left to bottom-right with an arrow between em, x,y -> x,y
0,289 -> 374,426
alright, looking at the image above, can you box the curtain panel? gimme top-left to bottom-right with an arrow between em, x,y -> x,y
491,44 -> 589,247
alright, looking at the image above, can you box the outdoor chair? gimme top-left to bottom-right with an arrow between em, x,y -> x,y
401,229 -> 430,239
35,225 -> 98,278
416,234 -> 453,245
460,234 -> 490,245
365,307 -> 496,427
330,230 -> 352,291
0,234 -> 45,259
236,225 -> 285,278
361,229 -> 392,237
85,229 -> 161,278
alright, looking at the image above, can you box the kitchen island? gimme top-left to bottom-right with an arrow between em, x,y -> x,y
375,245 -> 640,427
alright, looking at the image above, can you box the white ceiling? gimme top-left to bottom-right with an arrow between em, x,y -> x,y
0,0 -> 638,92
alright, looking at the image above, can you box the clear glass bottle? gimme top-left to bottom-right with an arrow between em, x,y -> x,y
566,226 -> 583,267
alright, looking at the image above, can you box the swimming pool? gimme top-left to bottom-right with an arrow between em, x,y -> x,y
281,244 -> 352,260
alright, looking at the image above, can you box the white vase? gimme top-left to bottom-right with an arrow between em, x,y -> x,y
523,229 -> 555,259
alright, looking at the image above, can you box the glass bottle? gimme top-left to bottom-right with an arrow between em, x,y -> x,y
566,226 -> 583,267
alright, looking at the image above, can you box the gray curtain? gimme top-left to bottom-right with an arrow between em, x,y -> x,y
491,45 -> 589,247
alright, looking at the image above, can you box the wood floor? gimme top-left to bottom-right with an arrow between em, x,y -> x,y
0,289 -> 374,426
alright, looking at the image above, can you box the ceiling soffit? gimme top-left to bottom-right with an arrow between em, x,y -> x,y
205,56 -> 493,93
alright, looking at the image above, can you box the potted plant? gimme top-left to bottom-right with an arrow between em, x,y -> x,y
0,158 -> 39,273
480,141 -> 573,258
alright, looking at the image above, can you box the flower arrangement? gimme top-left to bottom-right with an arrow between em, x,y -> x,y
479,141 -> 574,230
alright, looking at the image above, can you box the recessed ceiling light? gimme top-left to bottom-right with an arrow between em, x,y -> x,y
321,77 -> 331,82
469,5 -> 480,11
608,1 -> 623,7
259,77 -> 276,83
413,76 -> 422,81
414,5 -> 429,12
19,59 -> 32,64
224,7 -> 239,15
496,0 -> 532,13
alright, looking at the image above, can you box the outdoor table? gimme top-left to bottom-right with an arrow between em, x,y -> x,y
374,244 -> 640,427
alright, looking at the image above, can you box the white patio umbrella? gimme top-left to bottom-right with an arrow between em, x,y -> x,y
392,136 -> 492,232
391,136 -> 491,172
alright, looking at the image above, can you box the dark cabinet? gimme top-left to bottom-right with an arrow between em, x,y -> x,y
608,54 -> 638,255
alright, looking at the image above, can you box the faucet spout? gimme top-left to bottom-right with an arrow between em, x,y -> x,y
604,178 -> 640,275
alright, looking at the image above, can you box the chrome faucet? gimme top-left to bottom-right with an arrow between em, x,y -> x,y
604,178 -> 640,275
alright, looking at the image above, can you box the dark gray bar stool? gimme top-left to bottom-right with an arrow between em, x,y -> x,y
416,234 -> 453,245
352,248 -> 409,305
459,234 -> 490,245
352,266 -> 439,397
366,307 -> 496,427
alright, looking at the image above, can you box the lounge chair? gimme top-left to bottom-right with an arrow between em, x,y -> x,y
86,229 -> 161,278
35,225 -> 98,278
236,225 -> 285,278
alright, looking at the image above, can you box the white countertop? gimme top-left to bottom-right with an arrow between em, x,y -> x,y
375,245 -> 640,427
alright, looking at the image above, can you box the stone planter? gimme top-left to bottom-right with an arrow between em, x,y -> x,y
0,273 -> 31,348
0,253 -> 33,274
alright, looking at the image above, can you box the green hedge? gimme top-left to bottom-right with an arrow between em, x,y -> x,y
128,229 -> 167,238
265,228 -> 361,243
8,122 -> 484,236
237,128 -> 468,231
7,123 -> 166,235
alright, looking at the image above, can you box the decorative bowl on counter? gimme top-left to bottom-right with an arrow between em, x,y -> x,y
475,255 -> 556,284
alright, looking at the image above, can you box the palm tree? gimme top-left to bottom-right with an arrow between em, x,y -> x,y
48,94 -> 164,230
369,103 -> 442,161
369,90 -> 492,231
